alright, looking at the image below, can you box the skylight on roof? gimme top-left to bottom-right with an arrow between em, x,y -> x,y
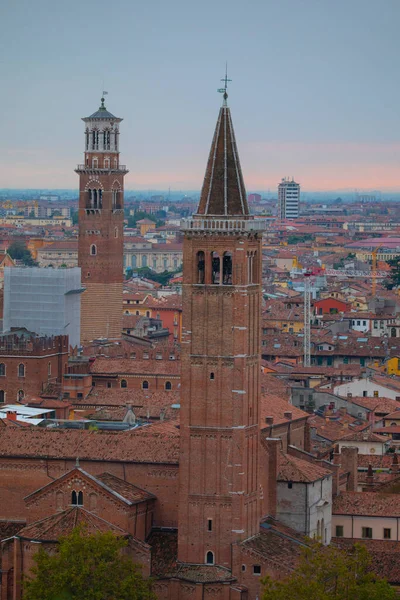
357,338 -> 368,342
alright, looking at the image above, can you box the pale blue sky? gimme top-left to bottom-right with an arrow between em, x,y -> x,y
1,0 -> 400,191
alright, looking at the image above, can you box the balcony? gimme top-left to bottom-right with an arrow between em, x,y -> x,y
75,164 -> 128,173
181,217 -> 266,233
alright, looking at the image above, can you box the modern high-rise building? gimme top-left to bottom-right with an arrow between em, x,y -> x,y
76,98 -> 128,343
278,177 -> 300,219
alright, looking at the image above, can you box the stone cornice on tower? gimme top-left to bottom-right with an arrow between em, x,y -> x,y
196,98 -> 249,218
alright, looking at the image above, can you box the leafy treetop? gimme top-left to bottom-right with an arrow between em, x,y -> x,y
24,526 -> 156,600
262,541 -> 395,600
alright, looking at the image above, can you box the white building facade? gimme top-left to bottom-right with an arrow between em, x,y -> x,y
278,177 -> 300,219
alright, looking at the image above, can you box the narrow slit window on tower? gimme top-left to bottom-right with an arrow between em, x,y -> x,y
197,251 -> 205,284
90,244 -> 97,256
207,519 -> 213,532
211,252 -> 220,284
210,372 -> 215,380
98,189 -> 102,208
222,252 -> 232,285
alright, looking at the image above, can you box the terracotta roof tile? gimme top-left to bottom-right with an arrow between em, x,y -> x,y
17,507 -> 126,541
333,491 -> 400,517
0,421 -> 180,464
277,451 -> 331,483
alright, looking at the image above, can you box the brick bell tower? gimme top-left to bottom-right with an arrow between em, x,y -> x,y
178,83 -> 265,570
76,97 -> 128,344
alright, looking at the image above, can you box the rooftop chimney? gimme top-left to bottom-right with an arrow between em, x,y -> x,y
284,411 -> 292,420
265,416 -> 274,425
6,411 -> 17,422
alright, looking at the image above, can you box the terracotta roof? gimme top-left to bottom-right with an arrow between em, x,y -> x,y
333,491 -> 400,517
96,472 -> 155,503
309,414 -> 368,443
339,429 -> 388,443
0,421 -> 180,464
16,507 -> 126,541
261,393 -> 308,427
346,396 -> 400,414
277,451 -> 331,483
76,388 -> 180,420
240,518 -> 306,573
197,100 -> 249,216
333,538 -> 400,584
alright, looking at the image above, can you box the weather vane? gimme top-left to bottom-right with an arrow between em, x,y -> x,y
218,63 -> 231,101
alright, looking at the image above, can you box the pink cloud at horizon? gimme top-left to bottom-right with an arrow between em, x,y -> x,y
0,140 -> 399,192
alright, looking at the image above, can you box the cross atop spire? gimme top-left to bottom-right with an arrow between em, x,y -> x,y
218,63 -> 232,106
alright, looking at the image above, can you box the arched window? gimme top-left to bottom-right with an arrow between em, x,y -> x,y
197,251 -> 205,284
0,390 -> 4,403
206,551 -> 214,565
92,157 -> 98,169
210,372 -> 215,380
17,390 -> 24,402
121,379 -> 127,388
0,363 -> 5,376
142,255 -> 147,267
165,381 -> 172,391
48,362 -> 51,377
391,327 -> 397,337
131,255 -> 137,268
222,252 -> 232,285
211,252 -> 220,284
71,491 -> 84,506
18,364 -> 25,378
142,380 -> 149,390
90,244 -> 97,256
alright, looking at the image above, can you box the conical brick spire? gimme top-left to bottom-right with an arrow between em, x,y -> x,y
196,94 -> 249,217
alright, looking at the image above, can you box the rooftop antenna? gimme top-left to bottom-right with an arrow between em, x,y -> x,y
218,62 -> 232,105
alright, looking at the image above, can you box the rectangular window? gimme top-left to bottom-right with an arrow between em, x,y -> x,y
335,525 -> 344,537
207,519 -> 212,532
253,565 -> 261,575
384,528 -> 391,539
362,527 -> 372,539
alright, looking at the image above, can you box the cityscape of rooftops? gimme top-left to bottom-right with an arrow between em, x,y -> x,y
1,0 -> 400,599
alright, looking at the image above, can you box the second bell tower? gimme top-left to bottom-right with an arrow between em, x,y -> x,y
76,97 -> 128,344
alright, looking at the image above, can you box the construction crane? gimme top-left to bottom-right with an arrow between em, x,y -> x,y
371,244 -> 382,297
303,271 -> 312,367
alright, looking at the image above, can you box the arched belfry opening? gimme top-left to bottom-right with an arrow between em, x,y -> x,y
222,252 -> 232,285
211,252 -> 220,284
197,251 -> 205,284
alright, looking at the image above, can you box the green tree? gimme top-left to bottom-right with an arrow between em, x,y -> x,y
72,210 -> 79,225
262,542 -> 395,600
136,266 -> 181,285
385,257 -> 400,288
24,526 -> 155,600
7,240 -> 37,266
